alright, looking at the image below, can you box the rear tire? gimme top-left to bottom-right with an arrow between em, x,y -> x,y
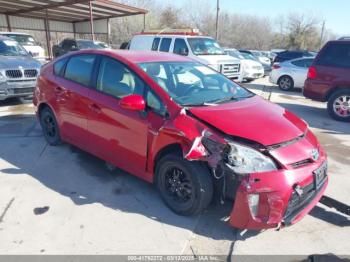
327,89 -> 350,122
278,75 -> 294,91
40,107 -> 62,145
156,154 -> 213,216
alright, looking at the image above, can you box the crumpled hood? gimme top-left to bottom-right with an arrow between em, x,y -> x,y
189,95 -> 307,146
0,55 -> 41,69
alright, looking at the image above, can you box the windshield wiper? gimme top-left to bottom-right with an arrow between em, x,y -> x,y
208,94 -> 254,104
181,102 -> 217,107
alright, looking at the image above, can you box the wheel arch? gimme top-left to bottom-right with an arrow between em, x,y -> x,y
153,143 -> 183,173
324,86 -> 350,101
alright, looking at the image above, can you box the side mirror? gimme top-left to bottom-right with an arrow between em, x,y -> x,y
119,94 -> 146,111
180,47 -> 189,56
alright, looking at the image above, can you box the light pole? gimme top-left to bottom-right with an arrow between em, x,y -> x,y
215,0 -> 220,39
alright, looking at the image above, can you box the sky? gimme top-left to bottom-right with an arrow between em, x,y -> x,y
164,0 -> 349,36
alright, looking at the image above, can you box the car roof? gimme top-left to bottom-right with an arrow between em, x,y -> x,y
136,34 -> 213,39
71,49 -> 194,63
0,35 -> 17,41
0,32 -> 30,36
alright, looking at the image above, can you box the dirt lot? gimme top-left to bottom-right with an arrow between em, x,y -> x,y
0,77 -> 349,258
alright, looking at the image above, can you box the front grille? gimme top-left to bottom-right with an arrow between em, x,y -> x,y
5,69 -> 38,79
24,69 -> 38,78
6,70 -> 23,78
13,87 -> 34,94
283,179 -> 326,225
221,63 -> 240,75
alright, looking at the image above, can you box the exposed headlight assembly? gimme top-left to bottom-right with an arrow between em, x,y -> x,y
226,142 -> 277,174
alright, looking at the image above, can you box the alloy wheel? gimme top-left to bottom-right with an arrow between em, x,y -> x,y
333,95 -> 350,118
279,77 -> 292,90
43,115 -> 57,138
164,167 -> 193,204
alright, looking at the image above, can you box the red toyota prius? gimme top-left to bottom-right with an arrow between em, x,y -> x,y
33,49 -> 328,229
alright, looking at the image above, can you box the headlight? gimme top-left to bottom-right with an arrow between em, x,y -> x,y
0,72 -> 6,83
227,142 -> 277,174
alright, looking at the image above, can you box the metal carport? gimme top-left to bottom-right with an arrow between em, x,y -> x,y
0,0 -> 148,59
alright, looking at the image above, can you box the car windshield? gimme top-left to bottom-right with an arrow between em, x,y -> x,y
187,38 -> 224,55
97,42 -> 109,48
240,52 -> 257,61
4,34 -> 37,46
77,40 -> 104,49
0,39 -> 28,56
138,61 -> 253,106
225,50 -> 244,59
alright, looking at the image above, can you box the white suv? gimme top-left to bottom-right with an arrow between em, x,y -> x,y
129,30 -> 242,81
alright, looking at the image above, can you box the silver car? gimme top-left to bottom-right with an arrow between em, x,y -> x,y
269,57 -> 314,91
0,36 -> 41,101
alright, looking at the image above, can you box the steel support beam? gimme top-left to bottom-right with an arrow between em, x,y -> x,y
44,9 -> 52,60
107,18 -> 110,44
89,0 -> 95,41
5,14 -> 11,31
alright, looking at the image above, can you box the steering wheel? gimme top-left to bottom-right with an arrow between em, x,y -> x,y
181,84 -> 203,96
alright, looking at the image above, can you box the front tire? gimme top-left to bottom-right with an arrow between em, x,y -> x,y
156,155 -> 213,216
278,75 -> 294,91
40,107 -> 62,145
327,89 -> 350,122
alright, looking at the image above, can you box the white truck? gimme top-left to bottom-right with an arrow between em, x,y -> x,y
128,29 -> 243,81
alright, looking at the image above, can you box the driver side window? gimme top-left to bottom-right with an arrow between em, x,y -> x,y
96,56 -> 145,98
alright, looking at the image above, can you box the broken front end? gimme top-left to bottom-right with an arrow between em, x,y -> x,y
186,130 -> 328,230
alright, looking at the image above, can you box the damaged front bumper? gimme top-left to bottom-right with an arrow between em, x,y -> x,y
228,157 -> 328,230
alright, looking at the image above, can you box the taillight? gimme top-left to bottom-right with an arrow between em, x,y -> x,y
307,66 -> 317,79
272,64 -> 281,69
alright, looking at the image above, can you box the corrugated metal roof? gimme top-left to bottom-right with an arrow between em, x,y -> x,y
0,0 -> 148,23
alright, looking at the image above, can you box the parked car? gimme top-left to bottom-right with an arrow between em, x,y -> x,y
273,50 -> 314,63
0,32 -> 46,63
239,50 -> 272,75
34,49 -> 328,230
52,38 -> 109,58
304,40 -> 350,121
129,29 -> 243,81
249,50 -> 272,65
225,48 -> 264,81
270,57 -> 314,91
0,36 -> 41,102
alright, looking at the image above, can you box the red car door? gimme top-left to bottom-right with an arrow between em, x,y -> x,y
87,56 -> 150,178
54,54 -> 97,149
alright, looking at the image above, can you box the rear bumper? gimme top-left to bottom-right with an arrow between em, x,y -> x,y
229,156 -> 328,230
303,79 -> 331,102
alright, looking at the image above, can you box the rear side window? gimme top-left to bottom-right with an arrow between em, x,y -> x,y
291,58 -> 313,68
159,38 -> 172,52
53,58 -> 68,76
173,38 -> 188,55
64,54 -> 96,86
317,43 -> 350,68
151,37 -> 160,51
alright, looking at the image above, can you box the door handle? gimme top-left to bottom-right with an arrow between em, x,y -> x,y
55,86 -> 65,94
89,103 -> 101,114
